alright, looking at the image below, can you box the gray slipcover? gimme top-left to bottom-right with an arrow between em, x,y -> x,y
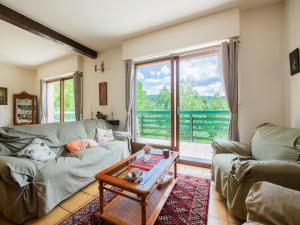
0,120 -> 130,224
243,182 -> 300,225
211,123 -> 300,220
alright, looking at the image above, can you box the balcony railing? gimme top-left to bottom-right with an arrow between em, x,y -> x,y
137,110 -> 230,143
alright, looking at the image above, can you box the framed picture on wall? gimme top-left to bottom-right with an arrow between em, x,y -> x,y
289,48 -> 300,76
99,82 -> 107,105
0,87 -> 7,105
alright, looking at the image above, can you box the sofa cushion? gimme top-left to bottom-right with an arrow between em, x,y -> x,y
16,138 -> 56,161
251,124 -> 300,161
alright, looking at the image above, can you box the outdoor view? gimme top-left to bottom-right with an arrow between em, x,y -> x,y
47,79 -> 76,123
135,53 -> 230,153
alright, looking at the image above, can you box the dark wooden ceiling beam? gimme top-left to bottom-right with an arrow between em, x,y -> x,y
0,3 -> 98,59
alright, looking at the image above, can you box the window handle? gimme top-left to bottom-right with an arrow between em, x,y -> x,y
177,106 -> 180,115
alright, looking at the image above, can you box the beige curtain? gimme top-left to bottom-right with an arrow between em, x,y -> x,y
220,39 -> 240,141
39,79 -> 47,124
73,71 -> 83,121
125,60 -> 135,134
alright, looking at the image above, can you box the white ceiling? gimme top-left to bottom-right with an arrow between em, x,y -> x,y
0,0 -> 281,68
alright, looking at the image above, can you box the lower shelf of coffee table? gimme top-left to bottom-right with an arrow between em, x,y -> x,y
98,178 -> 177,225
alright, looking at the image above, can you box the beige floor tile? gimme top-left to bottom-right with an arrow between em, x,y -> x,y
24,207 -> 69,225
227,211 -> 244,225
59,191 -> 93,213
177,164 -> 211,178
207,216 -> 228,225
209,198 -> 228,220
81,181 -> 99,196
210,186 -> 224,200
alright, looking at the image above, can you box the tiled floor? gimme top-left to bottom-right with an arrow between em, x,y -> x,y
0,164 -> 244,225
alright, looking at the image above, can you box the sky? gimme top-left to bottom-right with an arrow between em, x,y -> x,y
136,53 -> 225,96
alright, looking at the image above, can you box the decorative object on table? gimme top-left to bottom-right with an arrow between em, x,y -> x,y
143,152 -> 152,163
143,143 -> 152,154
157,174 -> 173,190
107,119 -> 119,126
95,111 -> 107,120
0,87 -> 7,105
99,82 -> 107,105
95,61 -> 105,73
126,168 -> 143,183
143,144 -> 153,162
289,48 -> 300,75
13,91 -> 38,125
163,149 -> 170,158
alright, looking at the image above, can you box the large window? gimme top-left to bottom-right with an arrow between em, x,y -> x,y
46,77 -> 76,123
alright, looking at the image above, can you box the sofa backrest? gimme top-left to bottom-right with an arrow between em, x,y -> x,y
2,119 -> 111,156
251,123 -> 300,161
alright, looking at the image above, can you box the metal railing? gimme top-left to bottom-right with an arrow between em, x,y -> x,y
137,110 -> 230,142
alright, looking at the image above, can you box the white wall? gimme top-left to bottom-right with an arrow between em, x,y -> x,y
283,0 -> 300,128
82,47 -> 127,130
0,63 -> 37,126
239,3 -> 285,142
122,8 -> 240,60
37,55 -> 81,80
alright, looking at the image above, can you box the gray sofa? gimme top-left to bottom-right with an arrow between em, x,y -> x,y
243,182 -> 300,225
0,119 -> 130,224
211,123 -> 300,220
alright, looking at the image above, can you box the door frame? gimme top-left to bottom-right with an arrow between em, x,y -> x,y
133,57 -> 176,151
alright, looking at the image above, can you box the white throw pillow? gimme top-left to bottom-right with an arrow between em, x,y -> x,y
80,139 -> 99,148
16,138 -> 56,161
96,128 -> 114,144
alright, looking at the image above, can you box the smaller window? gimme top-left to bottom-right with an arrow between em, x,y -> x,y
46,77 -> 76,123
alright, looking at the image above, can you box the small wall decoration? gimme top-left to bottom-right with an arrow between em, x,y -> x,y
99,82 -> 107,105
0,87 -> 7,105
289,48 -> 300,76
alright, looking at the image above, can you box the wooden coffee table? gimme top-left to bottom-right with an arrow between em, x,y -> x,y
95,149 -> 179,225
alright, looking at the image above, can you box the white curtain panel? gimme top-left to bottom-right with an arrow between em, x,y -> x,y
39,79 -> 47,124
125,59 -> 135,134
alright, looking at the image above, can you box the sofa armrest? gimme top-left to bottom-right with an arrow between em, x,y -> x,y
234,160 -> 300,189
113,131 -> 132,141
212,138 -> 251,156
0,156 -> 45,187
245,182 -> 300,225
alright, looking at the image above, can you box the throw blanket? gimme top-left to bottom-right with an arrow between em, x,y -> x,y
0,127 -> 63,156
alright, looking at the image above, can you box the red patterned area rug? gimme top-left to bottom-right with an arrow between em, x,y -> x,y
58,175 -> 210,225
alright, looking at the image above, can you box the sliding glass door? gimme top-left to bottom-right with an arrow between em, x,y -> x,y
134,59 -> 175,148
133,50 -> 230,163
178,51 -> 230,162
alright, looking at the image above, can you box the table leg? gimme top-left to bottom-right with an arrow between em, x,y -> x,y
174,160 -> 177,179
141,196 -> 147,225
99,181 -> 104,215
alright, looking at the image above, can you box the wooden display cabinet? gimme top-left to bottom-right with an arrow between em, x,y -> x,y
13,91 -> 38,125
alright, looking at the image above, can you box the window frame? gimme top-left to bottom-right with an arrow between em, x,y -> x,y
46,76 -> 74,123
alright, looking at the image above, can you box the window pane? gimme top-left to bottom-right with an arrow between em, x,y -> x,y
135,60 -> 172,145
179,53 -> 230,160
64,79 -> 76,122
47,81 -> 60,123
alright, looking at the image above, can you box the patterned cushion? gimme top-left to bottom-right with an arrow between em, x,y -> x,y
96,128 -> 114,144
16,138 -> 56,161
